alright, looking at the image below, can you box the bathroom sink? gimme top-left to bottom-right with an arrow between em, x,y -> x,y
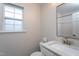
70,45 -> 79,51
40,41 -> 79,56
50,44 -> 79,56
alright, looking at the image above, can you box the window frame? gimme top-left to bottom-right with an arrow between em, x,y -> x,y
2,3 -> 25,33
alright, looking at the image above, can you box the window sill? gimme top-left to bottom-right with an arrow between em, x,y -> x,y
0,30 -> 26,33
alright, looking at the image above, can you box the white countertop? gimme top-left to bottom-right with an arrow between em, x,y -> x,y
40,41 -> 79,56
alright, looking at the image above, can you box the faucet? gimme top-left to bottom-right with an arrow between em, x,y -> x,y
63,37 -> 71,45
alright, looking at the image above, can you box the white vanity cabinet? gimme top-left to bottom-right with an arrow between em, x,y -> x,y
40,45 -> 57,56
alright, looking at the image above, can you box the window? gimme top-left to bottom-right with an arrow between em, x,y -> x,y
3,3 -> 24,32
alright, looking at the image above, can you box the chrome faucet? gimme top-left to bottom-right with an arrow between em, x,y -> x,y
63,37 -> 71,45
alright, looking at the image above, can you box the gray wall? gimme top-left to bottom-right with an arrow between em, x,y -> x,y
40,4 -> 57,41
0,3 -> 40,56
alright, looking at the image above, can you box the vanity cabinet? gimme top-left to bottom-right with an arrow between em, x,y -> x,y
40,44 -> 59,56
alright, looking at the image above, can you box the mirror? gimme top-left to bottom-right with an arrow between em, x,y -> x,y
57,3 -> 79,38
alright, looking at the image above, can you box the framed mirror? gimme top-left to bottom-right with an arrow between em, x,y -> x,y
56,3 -> 79,39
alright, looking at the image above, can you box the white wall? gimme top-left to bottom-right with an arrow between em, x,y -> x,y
0,3 -> 40,56
40,4 -> 57,41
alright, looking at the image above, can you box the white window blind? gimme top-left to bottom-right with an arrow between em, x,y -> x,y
3,3 -> 24,32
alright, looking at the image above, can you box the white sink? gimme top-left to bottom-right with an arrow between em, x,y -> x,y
41,41 -> 79,56
50,44 -> 79,56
